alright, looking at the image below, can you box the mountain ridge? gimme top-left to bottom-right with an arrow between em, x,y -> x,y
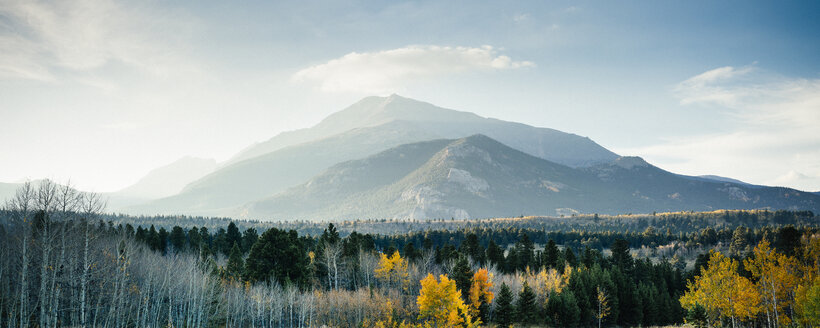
241,134 -> 820,220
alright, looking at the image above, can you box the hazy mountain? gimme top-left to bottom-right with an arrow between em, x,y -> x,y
225,95 -> 485,165
243,135 -> 820,220
227,95 -> 618,167
116,156 -> 217,200
127,95 -> 618,216
126,121 -> 439,215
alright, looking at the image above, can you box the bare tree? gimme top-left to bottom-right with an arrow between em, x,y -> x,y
320,240 -> 343,290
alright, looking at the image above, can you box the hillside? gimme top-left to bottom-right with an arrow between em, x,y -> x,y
244,135 -> 820,220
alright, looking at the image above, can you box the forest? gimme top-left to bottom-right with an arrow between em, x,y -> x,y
1,180 -> 819,327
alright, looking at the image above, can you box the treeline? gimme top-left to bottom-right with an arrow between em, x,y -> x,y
84,208 -> 818,238
94,213 -> 817,266
2,181 -> 818,327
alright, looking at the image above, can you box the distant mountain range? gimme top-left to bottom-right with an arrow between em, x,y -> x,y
243,135 -> 819,219
3,95 -> 818,219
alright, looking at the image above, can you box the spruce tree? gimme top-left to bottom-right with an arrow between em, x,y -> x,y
494,283 -> 514,327
486,240 -> 506,269
169,226 -> 186,253
226,242 -> 244,280
544,239 -> 560,269
564,247 -> 577,268
516,282 -> 538,325
451,254 -> 473,301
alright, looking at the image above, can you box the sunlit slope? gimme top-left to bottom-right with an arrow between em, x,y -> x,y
245,135 -> 820,220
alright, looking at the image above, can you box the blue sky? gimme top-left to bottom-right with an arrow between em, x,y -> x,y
1,0 -> 819,191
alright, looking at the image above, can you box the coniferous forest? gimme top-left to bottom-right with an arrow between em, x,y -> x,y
1,181 -> 819,327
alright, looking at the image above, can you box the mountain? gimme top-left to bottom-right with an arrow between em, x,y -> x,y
227,95 -> 617,167
126,121 -> 439,215
242,135 -> 820,220
115,156 -> 217,200
127,95 -> 618,216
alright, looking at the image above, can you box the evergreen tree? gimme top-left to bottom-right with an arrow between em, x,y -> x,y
241,228 -> 258,253
226,242 -> 244,280
199,227 -> 211,249
461,233 -> 485,264
515,234 -> 535,271
516,282 -> 538,325
564,247 -> 577,268
451,255 -> 473,302
148,225 -> 160,251
169,226 -> 186,252
544,239 -> 560,269
486,240 -> 505,269
547,290 -> 580,327
135,226 -> 146,243
685,304 -> 708,328
158,227 -> 169,254
188,226 -> 201,250
403,242 -> 419,261
226,223 -> 242,253
610,239 -> 632,270
214,228 -> 228,255
244,228 -> 310,288
494,283 -> 514,327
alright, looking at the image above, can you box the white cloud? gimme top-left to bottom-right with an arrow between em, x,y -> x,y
772,171 -> 820,192
292,45 -> 534,94
0,0 -> 200,83
619,66 -> 820,191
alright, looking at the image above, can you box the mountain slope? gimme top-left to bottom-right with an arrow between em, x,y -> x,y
127,95 -> 618,216
116,156 -> 217,200
125,121 -> 441,215
225,95 -> 485,165
243,135 -> 820,220
227,95 -> 618,168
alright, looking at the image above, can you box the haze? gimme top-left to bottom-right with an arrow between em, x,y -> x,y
1,0 -> 819,192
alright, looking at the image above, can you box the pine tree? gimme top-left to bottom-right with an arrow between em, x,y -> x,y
452,255 -> 474,301
169,226 -> 186,253
546,290 -> 580,327
225,242 -> 244,280
226,222 -> 242,252
516,281 -> 538,325
486,240 -> 506,269
564,247 -> 577,268
494,283 -> 514,327
544,239 -> 560,269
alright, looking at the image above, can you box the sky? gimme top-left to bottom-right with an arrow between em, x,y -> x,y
1,0 -> 819,192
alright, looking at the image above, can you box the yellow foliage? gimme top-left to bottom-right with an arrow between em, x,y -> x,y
744,238 -> 800,326
680,250 -> 762,323
417,274 -> 479,328
532,265 -> 572,304
468,268 -> 493,315
376,251 -> 410,289
596,286 -> 610,322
